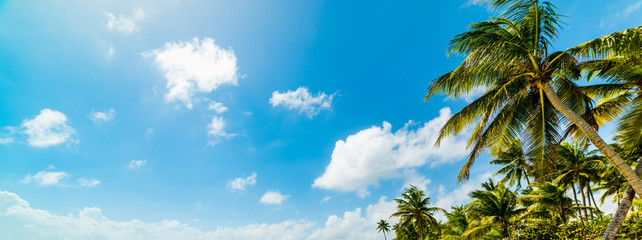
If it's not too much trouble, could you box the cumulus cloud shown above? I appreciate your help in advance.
[22,170,70,186]
[308,196,397,239]
[260,190,289,205]
[269,87,334,118]
[313,107,469,197]
[21,109,76,147]
[128,160,147,170]
[146,38,238,109]
[0,190,397,240]
[105,9,145,34]
[89,108,116,123]
[226,172,257,191]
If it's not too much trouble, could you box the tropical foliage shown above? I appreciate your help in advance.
[411,0,642,238]
[374,1,642,238]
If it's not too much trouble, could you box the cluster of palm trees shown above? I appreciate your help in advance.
[376,139,642,239]
[416,0,641,238]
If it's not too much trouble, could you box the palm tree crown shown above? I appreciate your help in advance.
[376,219,391,240]
[391,185,446,240]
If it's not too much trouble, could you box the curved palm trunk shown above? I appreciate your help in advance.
[602,159,642,240]
[383,232,387,240]
[543,84,642,197]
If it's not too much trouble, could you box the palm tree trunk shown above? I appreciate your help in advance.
[543,83,642,197]
[384,232,387,240]
[580,181,589,218]
[572,184,584,223]
[602,159,642,240]
[589,184,599,214]
[586,184,593,219]
[419,220,424,240]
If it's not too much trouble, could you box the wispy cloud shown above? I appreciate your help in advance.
[127,160,147,170]
[620,1,642,17]
[270,87,335,118]
[105,9,145,34]
[89,108,116,123]
[22,170,70,186]
[22,166,100,187]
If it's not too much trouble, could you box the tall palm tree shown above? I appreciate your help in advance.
[490,141,533,188]
[376,219,391,240]
[569,26,642,240]
[391,185,446,240]
[424,0,642,201]
[463,179,526,239]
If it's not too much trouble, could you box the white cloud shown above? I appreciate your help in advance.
[207,117,235,146]
[108,46,115,57]
[22,170,70,186]
[313,107,469,197]
[21,109,76,147]
[89,108,116,123]
[0,189,399,240]
[226,172,257,191]
[77,178,101,187]
[128,160,147,170]
[621,1,642,17]
[269,87,334,118]
[22,166,100,188]
[401,169,432,193]
[105,9,145,34]
[146,128,154,135]
[260,190,289,205]
[203,98,228,113]
[146,38,238,109]
[0,138,13,144]
[308,196,397,240]
[321,196,332,202]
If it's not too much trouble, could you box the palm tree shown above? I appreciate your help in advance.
[463,179,526,239]
[490,141,533,188]
[391,185,446,240]
[376,219,391,240]
[424,0,642,202]
[520,182,581,225]
[553,141,603,219]
[441,206,470,240]
[568,26,642,239]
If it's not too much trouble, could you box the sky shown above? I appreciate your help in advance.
[0,0,640,239]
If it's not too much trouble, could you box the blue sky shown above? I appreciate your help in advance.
[0,0,640,239]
